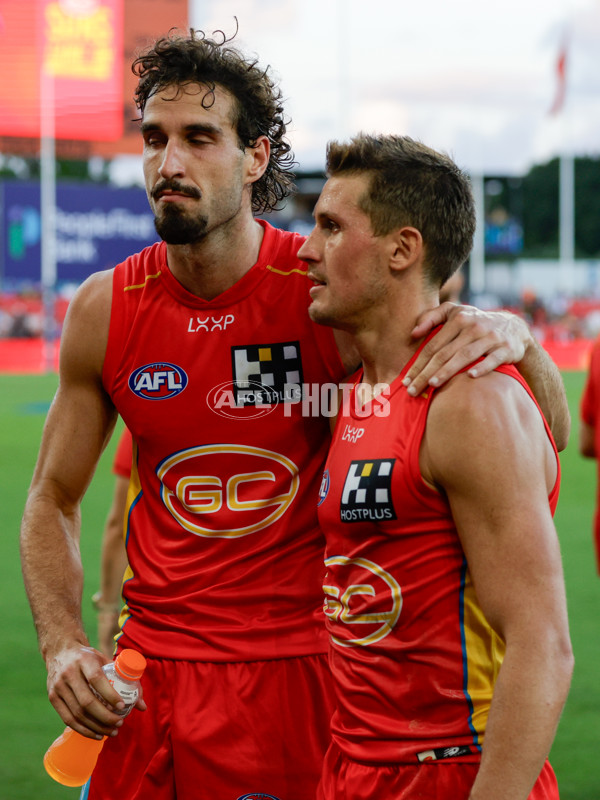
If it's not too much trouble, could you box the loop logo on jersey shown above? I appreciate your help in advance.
[340,459,397,522]
[128,362,188,400]
[156,444,299,537]
[187,313,235,332]
[231,341,303,407]
[323,555,402,647]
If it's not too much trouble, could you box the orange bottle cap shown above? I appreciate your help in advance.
[114,649,147,680]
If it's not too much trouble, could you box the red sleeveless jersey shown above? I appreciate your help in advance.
[317,347,560,764]
[102,221,345,661]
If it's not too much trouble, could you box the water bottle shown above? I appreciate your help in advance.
[43,648,147,787]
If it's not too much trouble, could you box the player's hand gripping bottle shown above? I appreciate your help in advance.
[43,648,146,787]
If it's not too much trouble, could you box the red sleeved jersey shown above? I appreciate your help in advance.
[102,220,346,661]
[317,350,560,764]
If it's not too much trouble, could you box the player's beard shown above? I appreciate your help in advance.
[153,204,208,245]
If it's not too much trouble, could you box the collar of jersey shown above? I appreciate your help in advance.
[345,328,442,420]
[159,220,276,309]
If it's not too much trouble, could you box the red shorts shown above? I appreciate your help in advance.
[317,743,560,800]
[82,653,334,800]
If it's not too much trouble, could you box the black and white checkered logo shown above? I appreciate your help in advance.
[231,341,303,406]
[340,459,396,523]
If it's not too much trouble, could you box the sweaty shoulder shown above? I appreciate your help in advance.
[421,369,556,492]
[60,267,114,378]
[431,368,527,423]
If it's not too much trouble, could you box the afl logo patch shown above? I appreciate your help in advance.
[236,795,281,800]
[207,380,279,419]
[129,363,188,400]
[318,469,330,506]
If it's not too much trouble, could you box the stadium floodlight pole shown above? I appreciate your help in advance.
[556,43,574,291]
[40,53,57,375]
[559,152,575,288]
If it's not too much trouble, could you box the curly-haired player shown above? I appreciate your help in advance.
[133,26,295,216]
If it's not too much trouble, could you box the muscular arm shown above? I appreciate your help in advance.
[421,372,573,800]
[403,304,571,450]
[20,270,135,738]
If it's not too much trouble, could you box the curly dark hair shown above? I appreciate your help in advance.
[132,26,295,215]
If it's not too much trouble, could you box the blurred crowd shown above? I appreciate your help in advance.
[0,291,69,338]
[506,290,600,345]
[1,286,600,344]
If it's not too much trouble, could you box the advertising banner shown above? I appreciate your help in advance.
[1,180,158,285]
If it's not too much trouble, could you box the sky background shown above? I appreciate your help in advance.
[189,0,600,177]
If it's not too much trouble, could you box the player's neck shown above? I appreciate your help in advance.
[355,297,438,388]
[166,214,265,300]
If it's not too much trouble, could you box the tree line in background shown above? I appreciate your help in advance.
[486,156,600,260]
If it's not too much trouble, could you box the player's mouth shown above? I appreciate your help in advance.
[153,181,201,201]
[156,191,198,204]
[308,273,327,298]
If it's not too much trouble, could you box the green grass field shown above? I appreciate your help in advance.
[0,372,598,799]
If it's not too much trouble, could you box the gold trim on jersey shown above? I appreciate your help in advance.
[124,271,163,291]
[461,568,505,745]
[265,264,308,277]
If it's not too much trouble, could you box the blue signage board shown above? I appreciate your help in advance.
[1,180,159,287]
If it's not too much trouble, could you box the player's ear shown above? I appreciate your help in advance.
[245,135,270,185]
[389,226,422,275]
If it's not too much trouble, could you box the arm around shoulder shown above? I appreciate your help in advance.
[403,305,570,449]
[515,331,570,451]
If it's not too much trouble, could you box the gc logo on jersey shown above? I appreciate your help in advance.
[340,459,396,522]
[156,444,299,538]
[231,341,303,407]
[323,555,402,647]
[129,362,188,400]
